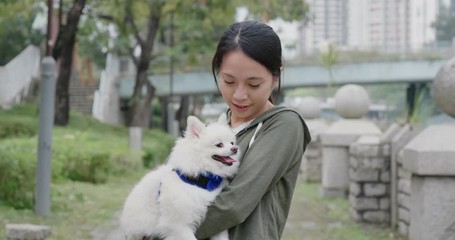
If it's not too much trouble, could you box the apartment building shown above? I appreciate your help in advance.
[301,0,447,54]
[301,0,348,54]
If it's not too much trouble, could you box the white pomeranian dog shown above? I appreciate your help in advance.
[120,114,240,240]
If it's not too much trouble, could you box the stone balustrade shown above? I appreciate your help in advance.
[294,96,328,182]
[320,84,382,198]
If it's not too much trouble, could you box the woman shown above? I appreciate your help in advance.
[195,20,311,240]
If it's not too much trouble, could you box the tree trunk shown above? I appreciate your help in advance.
[54,0,86,126]
[176,95,190,132]
[159,96,169,131]
[128,66,155,128]
[126,1,162,128]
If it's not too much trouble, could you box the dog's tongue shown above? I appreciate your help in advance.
[222,156,237,164]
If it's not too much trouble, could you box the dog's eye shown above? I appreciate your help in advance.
[216,143,223,148]
[231,142,234,145]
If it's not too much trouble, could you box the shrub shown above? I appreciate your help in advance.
[0,103,37,116]
[65,150,111,184]
[109,150,142,175]
[0,117,37,139]
[52,129,149,183]
[142,130,175,168]
[0,139,36,209]
[0,104,175,209]
[0,103,37,139]
[53,131,117,184]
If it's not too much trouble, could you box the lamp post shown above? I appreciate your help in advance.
[35,57,56,217]
[36,0,56,217]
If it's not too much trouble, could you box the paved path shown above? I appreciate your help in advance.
[89,212,124,240]
[90,180,312,240]
[90,179,333,240]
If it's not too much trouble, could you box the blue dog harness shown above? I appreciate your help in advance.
[173,169,223,191]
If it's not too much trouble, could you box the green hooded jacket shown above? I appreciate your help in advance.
[196,105,311,240]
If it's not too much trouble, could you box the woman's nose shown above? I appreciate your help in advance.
[233,86,247,100]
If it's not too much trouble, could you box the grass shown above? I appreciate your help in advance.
[0,103,409,240]
[0,173,409,240]
[282,178,408,240]
[0,103,173,240]
[0,169,148,240]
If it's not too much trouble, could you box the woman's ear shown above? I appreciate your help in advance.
[273,66,283,88]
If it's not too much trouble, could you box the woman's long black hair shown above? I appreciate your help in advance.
[212,21,283,104]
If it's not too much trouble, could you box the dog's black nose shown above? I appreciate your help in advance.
[231,146,238,154]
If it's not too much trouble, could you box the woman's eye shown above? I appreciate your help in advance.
[250,84,260,88]
[216,143,224,148]
[225,81,234,85]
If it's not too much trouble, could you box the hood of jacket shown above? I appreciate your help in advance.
[227,105,312,151]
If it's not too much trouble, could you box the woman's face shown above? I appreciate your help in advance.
[218,50,278,126]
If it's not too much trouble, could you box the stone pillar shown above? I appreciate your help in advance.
[295,97,329,182]
[129,127,143,152]
[320,84,382,198]
[348,124,400,224]
[92,54,123,125]
[402,57,455,240]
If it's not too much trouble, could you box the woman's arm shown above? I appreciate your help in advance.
[195,112,305,239]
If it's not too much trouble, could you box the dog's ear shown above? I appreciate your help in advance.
[217,113,228,125]
[185,116,205,139]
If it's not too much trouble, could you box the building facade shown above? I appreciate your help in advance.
[301,0,448,55]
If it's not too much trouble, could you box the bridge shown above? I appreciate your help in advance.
[119,59,445,97]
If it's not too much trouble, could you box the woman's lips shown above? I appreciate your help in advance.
[232,103,248,111]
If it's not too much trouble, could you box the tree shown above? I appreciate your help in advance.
[77,15,113,68]
[123,0,163,128]
[96,0,309,129]
[156,1,237,130]
[104,0,236,128]
[53,0,87,126]
[0,0,44,65]
[319,43,339,97]
[432,6,455,42]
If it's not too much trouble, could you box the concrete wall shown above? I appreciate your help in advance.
[0,45,40,109]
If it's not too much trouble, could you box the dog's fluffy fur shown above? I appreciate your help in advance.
[120,114,239,240]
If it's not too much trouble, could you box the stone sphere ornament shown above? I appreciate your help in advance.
[298,96,321,119]
[432,57,455,117]
[334,84,370,119]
